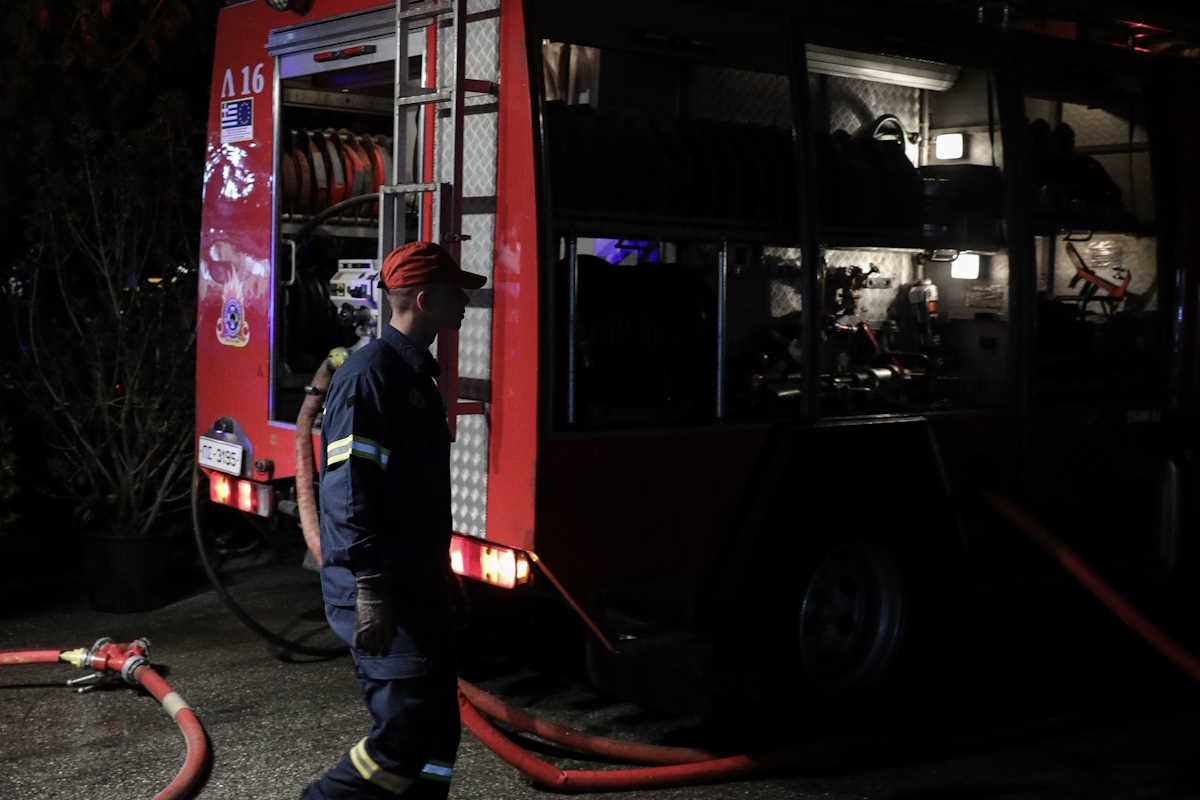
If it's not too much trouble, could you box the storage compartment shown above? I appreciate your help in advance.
[267,33,426,423]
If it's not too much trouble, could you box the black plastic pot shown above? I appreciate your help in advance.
[81,532,175,612]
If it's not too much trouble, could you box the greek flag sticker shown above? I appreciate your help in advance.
[220,98,253,144]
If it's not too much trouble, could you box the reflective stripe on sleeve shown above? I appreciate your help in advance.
[419,759,453,783]
[326,434,354,466]
[349,738,413,794]
[326,435,390,469]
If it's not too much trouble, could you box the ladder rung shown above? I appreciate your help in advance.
[397,89,453,107]
[382,183,438,194]
[463,79,499,97]
[397,2,455,23]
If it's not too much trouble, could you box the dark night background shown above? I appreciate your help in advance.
[0,1,219,611]
[0,2,1198,797]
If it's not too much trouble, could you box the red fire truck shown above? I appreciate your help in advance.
[196,0,1200,697]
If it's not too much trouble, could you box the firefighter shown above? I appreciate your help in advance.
[302,241,485,800]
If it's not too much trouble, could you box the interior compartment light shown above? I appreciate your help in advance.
[449,535,532,590]
[935,133,965,160]
[952,252,981,280]
[806,45,960,91]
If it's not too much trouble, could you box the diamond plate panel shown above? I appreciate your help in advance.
[451,413,488,536]
[458,307,492,380]
[1061,102,1149,147]
[824,248,915,322]
[826,76,920,138]
[688,66,793,128]
[429,8,499,539]
[460,213,495,282]
[769,280,803,318]
[463,111,497,197]
[466,17,499,85]
[763,247,805,318]
[763,246,803,264]
[438,17,457,94]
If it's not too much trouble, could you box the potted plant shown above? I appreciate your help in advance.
[0,2,211,611]
[11,110,200,611]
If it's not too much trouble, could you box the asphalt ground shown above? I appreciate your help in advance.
[1,547,1199,800]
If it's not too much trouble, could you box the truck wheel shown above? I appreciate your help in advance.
[795,539,908,693]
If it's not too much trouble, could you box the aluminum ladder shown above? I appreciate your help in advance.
[380,0,498,438]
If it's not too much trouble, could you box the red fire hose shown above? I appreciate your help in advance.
[457,683,799,792]
[983,492,1200,684]
[458,680,714,765]
[0,649,63,665]
[454,492,1200,793]
[0,637,208,800]
[289,357,1198,792]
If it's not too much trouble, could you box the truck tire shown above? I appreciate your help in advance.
[794,539,908,693]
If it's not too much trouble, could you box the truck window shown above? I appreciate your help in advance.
[810,52,1009,417]
[536,5,800,430]
[1026,88,1163,409]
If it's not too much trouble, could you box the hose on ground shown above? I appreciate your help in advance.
[457,686,799,792]
[455,491,1200,793]
[983,491,1200,684]
[0,649,62,665]
[457,680,714,765]
[270,393,1200,793]
[0,641,209,800]
[135,664,209,800]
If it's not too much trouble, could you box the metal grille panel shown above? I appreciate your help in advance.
[468,0,499,11]
[688,66,793,128]
[451,413,488,535]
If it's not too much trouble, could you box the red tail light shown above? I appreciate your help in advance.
[207,472,272,518]
[449,535,531,590]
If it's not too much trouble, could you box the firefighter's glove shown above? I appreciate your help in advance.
[353,573,395,655]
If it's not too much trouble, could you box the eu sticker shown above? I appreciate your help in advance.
[220,98,253,144]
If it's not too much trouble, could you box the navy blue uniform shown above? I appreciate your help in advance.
[305,325,459,799]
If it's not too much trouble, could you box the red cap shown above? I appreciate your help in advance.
[380,241,486,290]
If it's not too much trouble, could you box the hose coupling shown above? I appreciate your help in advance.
[85,637,114,669]
[121,654,149,685]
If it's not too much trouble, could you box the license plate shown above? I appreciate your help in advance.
[198,436,244,476]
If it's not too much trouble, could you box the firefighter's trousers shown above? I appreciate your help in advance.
[303,605,460,799]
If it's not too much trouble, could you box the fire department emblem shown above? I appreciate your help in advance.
[217,296,250,347]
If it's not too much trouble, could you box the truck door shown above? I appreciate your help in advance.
[267,5,500,540]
